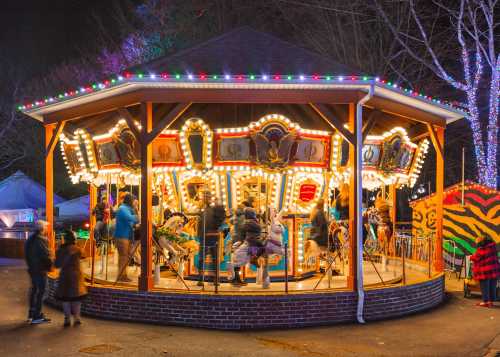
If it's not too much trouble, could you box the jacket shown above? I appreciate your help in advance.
[230,208,246,243]
[244,218,263,247]
[55,243,87,301]
[92,202,109,222]
[114,204,138,240]
[24,232,52,275]
[197,204,226,240]
[311,209,329,247]
[471,241,500,280]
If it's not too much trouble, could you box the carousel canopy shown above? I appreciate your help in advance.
[130,26,355,75]
[21,28,465,125]
[0,171,64,210]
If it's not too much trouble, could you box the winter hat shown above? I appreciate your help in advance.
[64,230,77,244]
[244,207,257,220]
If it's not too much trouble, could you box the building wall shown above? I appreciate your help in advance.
[46,275,444,330]
[411,183,500,267]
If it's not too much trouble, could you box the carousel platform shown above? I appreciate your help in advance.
[82,254,406,292]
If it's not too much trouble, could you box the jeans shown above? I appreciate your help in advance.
[29,274,47,319]
[62,301,81,319]
[479,279,498,302]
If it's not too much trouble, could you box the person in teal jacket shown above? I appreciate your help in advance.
[114,194,138,282]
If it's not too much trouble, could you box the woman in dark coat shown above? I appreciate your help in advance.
[471,236,500,307]
[55,230,87,326]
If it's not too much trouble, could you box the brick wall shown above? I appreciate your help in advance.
[46,275,444,330]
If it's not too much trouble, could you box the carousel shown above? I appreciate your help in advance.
[20,28,465,328]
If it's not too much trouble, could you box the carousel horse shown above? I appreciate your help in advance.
[156,213,199,279]
[374,195,393,256]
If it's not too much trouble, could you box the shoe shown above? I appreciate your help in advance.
[63,318,71,327]
[476,302,489,307]
[73,319,82,326]
[487,301,495,308]
[196,281,204,287]
[31,315,51,324]
[118,277,133,283]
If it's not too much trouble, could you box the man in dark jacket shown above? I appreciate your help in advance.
[197,192,226,284]
[25,220,53,324]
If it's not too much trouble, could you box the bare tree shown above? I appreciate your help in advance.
[374,0,499,188]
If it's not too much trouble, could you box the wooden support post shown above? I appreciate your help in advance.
[348,103,358,290]
[89,184,97,285]
[139,102,153,291]
[390,184,397,256]
[45,124,56,253]
[433,126,445,272]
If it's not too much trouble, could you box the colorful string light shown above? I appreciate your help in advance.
[18,73,463,112]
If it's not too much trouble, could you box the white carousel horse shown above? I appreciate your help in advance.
[156,215,199,280]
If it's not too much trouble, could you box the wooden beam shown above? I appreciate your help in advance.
[362,110,380,142]
[147,103,191,144]
[89,184,97,285]
[45,125,55,253]
[426,123,444,159]
[434,126,445,273]
[45,121,65,158]
[309,103,355,145]
[365,96,447,127]
[117,107,142,144]
[43,89,364,123]
[139,102,153,291]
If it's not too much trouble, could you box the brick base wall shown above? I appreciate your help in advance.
[46,275,444,329]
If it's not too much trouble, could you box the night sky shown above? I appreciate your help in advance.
[0,0,128,79]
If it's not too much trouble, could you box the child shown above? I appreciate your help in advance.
[55,230,88,326]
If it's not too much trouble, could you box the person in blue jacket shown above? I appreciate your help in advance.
[114,193,138,282]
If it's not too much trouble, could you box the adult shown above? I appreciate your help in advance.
[310,199,329,248]
[92,195,110,243]
[25,220,52,324]
[55,230,88,326]
[197,192,226,285]
[471,236,500,307]
[227,205,247,285]
[114,194,139,282]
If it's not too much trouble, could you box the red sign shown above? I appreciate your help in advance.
[299,184,317,202]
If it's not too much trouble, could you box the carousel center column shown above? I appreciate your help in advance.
[139,103,154,291]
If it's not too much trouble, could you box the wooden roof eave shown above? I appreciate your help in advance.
[22,82,465,127]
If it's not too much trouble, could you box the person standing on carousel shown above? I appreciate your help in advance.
[92,194,110,243]
[196,190,226,286]
[114,194,139,282]
[227,204,247,285]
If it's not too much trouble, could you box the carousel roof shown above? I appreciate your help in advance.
[130,27,355,76]
[21,28,465,125]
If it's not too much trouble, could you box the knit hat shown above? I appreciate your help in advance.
[64,230,77,244]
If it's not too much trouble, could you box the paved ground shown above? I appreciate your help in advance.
[0,259,498,357]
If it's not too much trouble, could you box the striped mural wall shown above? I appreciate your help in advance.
[411,183,499,270]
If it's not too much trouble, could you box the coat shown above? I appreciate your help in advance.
[24,232,52,276]
[55,243,87,301]
[471,241,500,280]
[310,209,329,247]
[114,204,138,240]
